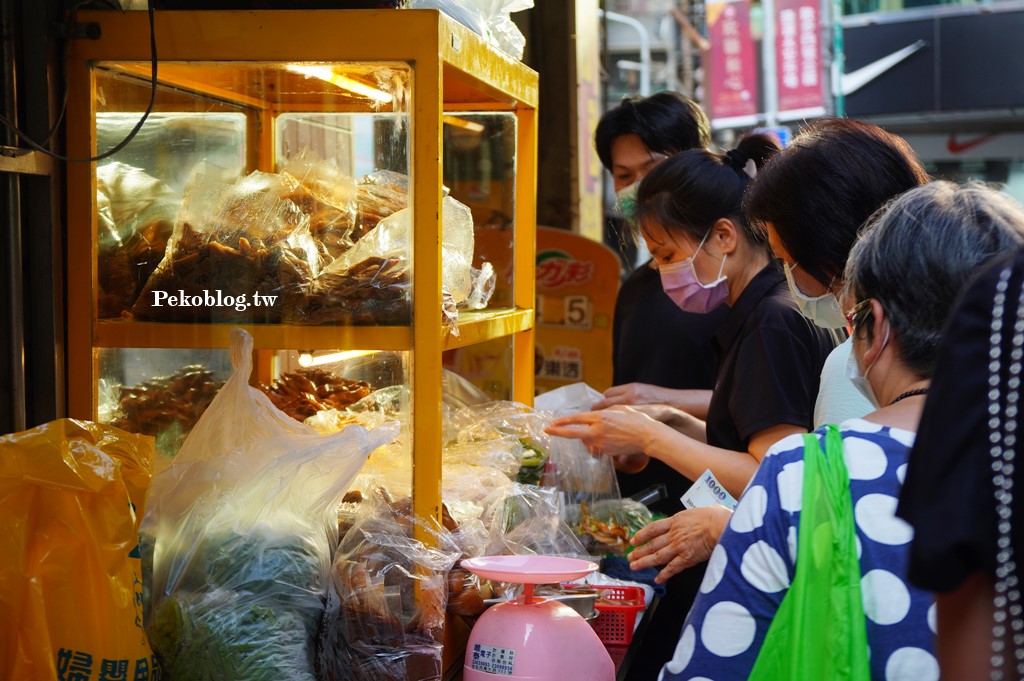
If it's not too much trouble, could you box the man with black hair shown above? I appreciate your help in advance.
[592,92,724,679]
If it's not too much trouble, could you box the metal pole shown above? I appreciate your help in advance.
[599,10,651,96]
[832,0,846,116]
[1,0,26,432]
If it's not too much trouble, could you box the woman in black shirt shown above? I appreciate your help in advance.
[546,136,837,579]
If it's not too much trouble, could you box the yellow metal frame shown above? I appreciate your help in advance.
[65,10,538,537]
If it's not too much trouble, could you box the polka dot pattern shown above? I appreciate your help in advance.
[776,460,804,513]
[664,625,696,675]
[701,544,728,594]
[659,422,936,681]
[700,601,757,657]
[884,647,939,681]
[844,436,888,480]
[731,485,768,533]
[740,541,790,593]
[855,494,914,545]
[862,569,911,625]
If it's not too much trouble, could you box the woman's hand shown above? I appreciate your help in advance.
[628,505,733,584]
[544,405,657,458]
[592,383,670,410]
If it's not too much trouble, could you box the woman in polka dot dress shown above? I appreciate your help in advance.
[660,182,1024,681]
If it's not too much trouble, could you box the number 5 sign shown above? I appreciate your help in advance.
[534,227,620,394]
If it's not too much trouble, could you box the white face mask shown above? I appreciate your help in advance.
[783,263,847,329]
[846,321,890,409]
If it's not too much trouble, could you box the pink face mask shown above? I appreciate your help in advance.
[658,231,729,314]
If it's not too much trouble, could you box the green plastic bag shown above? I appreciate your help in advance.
[747,425,871,681]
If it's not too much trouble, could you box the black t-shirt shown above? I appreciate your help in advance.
[705,261,837,452]
[612,260,727,515]
[899,249,1024,593]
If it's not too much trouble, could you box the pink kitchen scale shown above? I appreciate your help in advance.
[460,555,615,681]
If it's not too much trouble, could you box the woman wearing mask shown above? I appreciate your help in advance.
[546,135,836,543]
[658,181,1024,681]
[743,118,929,424]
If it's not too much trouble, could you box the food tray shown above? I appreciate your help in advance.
[591,585,646,646]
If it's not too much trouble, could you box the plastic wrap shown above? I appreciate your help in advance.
[281,149,359,259]
[459,261,497,311]
[132,171,322,323]
[143,329,399,681]
[410,0,534,60]
[480,483,588,558]
[96,162,180,318]
[318,488,461,681]
[107,364,225,457]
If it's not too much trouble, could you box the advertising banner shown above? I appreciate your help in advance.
[534,227,619,394]
[776,0,825,113]
[707,0,759,121]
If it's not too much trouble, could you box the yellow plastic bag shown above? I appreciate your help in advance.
[0,419,157,681]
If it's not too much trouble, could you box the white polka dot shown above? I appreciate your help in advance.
[861,569,911,625]
[928,602,937,634]
[843,437,888,480]
[884,647,939,681]
[765,434,804,457]
[777,460,804,513]
[740,541,791,593]
[700,601,757,657]
[855,494,914,545]
[731,485,768,533]
[701,544,728,594]
[787,526,798,564]
[888,428,916,448]
[856,534,863,559]
[664,625,696,674]
[897,464,908,485]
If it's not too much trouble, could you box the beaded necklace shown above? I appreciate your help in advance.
[987,266,1024,680]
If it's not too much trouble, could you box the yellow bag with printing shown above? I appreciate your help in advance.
[0,419,157,681]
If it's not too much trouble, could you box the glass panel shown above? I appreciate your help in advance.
[98,348,232,457]
[444,112,518,312]
[93,61,411,326]
[443,335,516,401]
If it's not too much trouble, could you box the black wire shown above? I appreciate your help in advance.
[0,2,157,163]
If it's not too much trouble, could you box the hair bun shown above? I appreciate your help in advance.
[725,148,750,170]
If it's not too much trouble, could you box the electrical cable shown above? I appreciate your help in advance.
[0,1,157,163]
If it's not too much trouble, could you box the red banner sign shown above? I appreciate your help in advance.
[707,0,759,120]
[776,0,824,112]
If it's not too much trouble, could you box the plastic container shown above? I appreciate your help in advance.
[591,585,646,646]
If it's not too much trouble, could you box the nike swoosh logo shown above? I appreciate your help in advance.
[947,133,998,154]
[839,40,928,96]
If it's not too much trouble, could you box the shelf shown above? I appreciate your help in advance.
[443,308,534,350]
[93,308,532,351]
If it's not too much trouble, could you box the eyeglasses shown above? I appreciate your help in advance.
[845,299,873,329]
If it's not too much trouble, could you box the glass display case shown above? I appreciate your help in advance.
[65,9,538,535]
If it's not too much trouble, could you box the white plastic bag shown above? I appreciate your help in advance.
[411,0,534,60]
[143,328,398,681]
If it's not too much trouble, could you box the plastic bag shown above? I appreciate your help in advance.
[132,170,323,323]
[480,483,588,558]
[319,488,461,681]
[410,0,534,60]
[96,162,180,318]
[143,329,399,681]
[748,426,871,681]
[0,419,157,681]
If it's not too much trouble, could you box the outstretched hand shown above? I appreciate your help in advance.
[628,505,733,584]
[544,405,656,458]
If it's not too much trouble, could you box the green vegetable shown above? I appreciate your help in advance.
[148,530,324,681]
[515,439,547,485]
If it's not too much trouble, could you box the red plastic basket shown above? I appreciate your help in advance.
[591,585,646,646]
